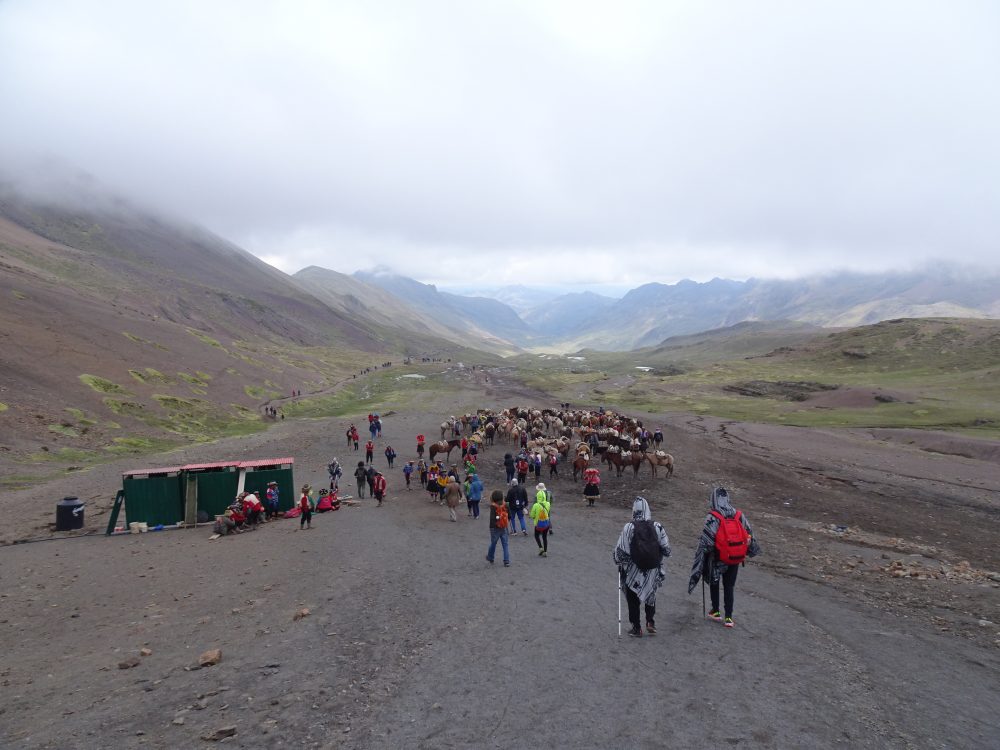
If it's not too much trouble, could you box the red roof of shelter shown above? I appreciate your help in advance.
[122,466,184,478]
[181,460,240,471]
[123,458,293,476]
[239,457,294,469]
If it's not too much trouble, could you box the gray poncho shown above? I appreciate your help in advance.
[687,488,761,594]
[612,497,671,605]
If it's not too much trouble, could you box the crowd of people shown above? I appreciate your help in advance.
[215,406,762,634]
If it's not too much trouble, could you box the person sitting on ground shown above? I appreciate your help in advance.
[613,496,671,637]
[213,509,238,536]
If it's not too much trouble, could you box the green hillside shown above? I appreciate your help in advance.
[515,318,1000,436]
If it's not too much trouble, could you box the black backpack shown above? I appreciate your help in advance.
[630,520,663,571]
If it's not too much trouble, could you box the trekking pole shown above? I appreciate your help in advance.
[617,570,622,637]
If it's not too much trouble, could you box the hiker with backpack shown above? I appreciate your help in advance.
[530,483,552,556]
[687,487,760,629]
[515,455,529,485]
[384,445,397,468]
[612,496,671,637]
[486,490,511,567]
[505,479,528,535]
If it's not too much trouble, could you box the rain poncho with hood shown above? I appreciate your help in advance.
[687,488,761,593]
[612,497,671,606]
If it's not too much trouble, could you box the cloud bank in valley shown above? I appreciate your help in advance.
[1,0,998,288]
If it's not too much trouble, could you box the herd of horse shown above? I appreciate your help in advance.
[426,407,674,480]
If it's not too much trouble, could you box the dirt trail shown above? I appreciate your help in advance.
[1,366,998,748]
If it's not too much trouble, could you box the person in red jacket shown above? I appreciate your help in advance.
[365,440,375,465]
[416,434,426,459]
[298,485,314,530]
[372,471,387,507]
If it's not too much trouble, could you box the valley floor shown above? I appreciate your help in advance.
[0,366,998,748]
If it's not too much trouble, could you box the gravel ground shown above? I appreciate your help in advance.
[1,366,998,749]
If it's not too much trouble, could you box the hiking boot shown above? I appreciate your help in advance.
[645,622,656,635]
[627,625,642,638]
[708,610,723,622]
[522,530,528,536]
[541,550,548,557]
[538,548,545,556]
[486,556,494,564]
[503,561,510,567]
[724,617,735,628]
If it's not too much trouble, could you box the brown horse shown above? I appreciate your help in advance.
[646,451,675,478]
[603,447,641,478]
[429,439,462,462]
[572,453,589,482]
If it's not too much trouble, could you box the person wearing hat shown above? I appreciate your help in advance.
[265,481,280,519]
[299,485,314,529]
[530,482,552,556]
[372,470,387,507]
[213,509,238,536]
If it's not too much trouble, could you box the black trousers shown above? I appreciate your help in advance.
[710,564,740,618]
[624,586,655,628]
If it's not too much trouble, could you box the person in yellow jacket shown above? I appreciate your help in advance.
[530,483,552,557]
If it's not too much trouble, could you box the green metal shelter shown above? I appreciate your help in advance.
[112,457,295,532]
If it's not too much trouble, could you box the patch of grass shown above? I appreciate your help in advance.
[103,398,146,417]
[0,473,54,490]
[48,423,81,437]
[195,371,212,381]
[103,436,180,455]
[153,395,200,411]
[186,327,224,349]
[0,402,7,412]
[177,372,209,386]
[11,290,27,300]
[104,420,121,429]
[225,367,240,376]
[80,374,130,395]
[245,385,268,399]
[122,332,169,351]
[29,447,97,463]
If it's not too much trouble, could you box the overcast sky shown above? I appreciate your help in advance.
[1,0,998,290]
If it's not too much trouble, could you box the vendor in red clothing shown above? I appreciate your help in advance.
[365,440,375,465]
[298,485,313,529]
[416,434,426,458]
[460,436,469,458]
[372,471,387,507]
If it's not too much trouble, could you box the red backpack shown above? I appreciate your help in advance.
[710,510,749,565]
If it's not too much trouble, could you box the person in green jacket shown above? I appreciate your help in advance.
[530,483,552,557]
